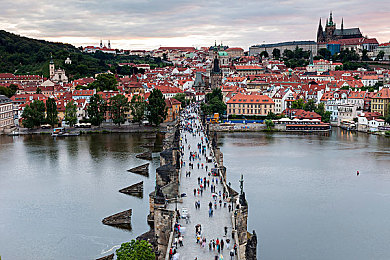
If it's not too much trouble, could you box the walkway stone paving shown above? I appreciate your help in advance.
[168,112,236,260]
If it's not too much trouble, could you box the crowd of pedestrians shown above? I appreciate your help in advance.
[168,104,238,260]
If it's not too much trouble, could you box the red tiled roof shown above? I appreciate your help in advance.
[227,93,274,104]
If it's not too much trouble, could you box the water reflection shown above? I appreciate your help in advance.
[219,129,390,260]
[0,133,162,260]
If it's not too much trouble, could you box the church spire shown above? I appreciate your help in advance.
[317,18,325,43]
[328,11,335,26]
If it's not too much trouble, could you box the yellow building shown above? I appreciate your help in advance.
[165,98,181,122]
[227,93,275,116]
[371,87,390,116]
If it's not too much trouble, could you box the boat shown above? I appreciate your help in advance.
[52,127,64,137]
[8,131,20,136]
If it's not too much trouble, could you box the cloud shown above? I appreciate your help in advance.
[0,0,389,50]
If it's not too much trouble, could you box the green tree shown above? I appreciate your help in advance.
[130,95,146,125]
[318,48,332,60]
[265,119,275,130]
[0,85,17,98]
[315,102,325,115]
[272,48,281,59]
[291,99,305,109]
[147,89,167,126]
[376,50,385,61]
[21,100,46,128]
[303,99,316,112]
[202,88,226,116]
[87,94,106,126]
[45,97,58,127]
[89,73,118,91]
[266,111,282,120]
[36,87,42,94]
[283,49,294,59]
[65,100,77,127]
[174,93,187,108]
[116,239,155,260]
[205,88,223,103]
[110,94,130,126]
[362,49,370,61]
[260,50,269,58]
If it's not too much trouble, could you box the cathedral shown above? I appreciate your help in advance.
[317,12,363,43]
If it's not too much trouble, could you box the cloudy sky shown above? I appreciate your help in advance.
[1,0,389,50]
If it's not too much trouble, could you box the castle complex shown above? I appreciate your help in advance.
[317,12,363,43]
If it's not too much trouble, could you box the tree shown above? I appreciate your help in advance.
[318,48,332,60]
[174,93,187,108]
[147,89,167,126]
[205,88,223,103]
[362,49,370,61]
[89,73,118,91]
[376,50,385,61]
[87,94,106,126]
[202,88,226,116]
[303,99,316,112]
[130,95,146,125]
[65,100,77,127]
[265,119,275,130]
[260,50,269,58]
[110,94,130,126]
[272,48,281,59]
[36,87,42,94]
[46,97,58,127]
[283,49,294,59]
[385,113,390,125]
[0,84,17,98]
[291,99,305,109]
[21,100,46,129]
[116,239,155,260]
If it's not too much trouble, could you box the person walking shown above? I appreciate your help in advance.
[230,249,234,260]
[179,235,183,247]
[221,239,224,251]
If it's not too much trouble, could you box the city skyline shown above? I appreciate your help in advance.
[1,0,389,50]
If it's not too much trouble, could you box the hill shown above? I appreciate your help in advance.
[0,30,166,80]
[0,30,111,79]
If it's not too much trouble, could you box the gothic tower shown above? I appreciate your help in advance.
[108,40,111,49]
[316,18,325,43]
[100,40,103,48]
[49,54,55,79]
[210,51,222,90]
[325,12,336,41]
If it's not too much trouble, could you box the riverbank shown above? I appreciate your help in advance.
[6,122,176,135]
[210,123,390,136]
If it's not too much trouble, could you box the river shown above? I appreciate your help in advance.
[0,133,162,260]
[219,129,390,260]
[1,130,390,259]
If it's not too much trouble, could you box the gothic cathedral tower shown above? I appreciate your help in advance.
[316,18,325,43]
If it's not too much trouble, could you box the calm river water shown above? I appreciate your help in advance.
[219,129,390,260]
[0,133,161,260]
[1,130,390,260]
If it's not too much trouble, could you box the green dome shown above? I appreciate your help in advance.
[218,51,228,56]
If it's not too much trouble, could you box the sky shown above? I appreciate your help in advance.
[1,0,389,50]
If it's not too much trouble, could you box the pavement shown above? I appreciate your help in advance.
[168,110,237,260]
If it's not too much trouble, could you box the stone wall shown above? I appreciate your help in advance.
[154,208,175,259]
[141,121,181,259]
